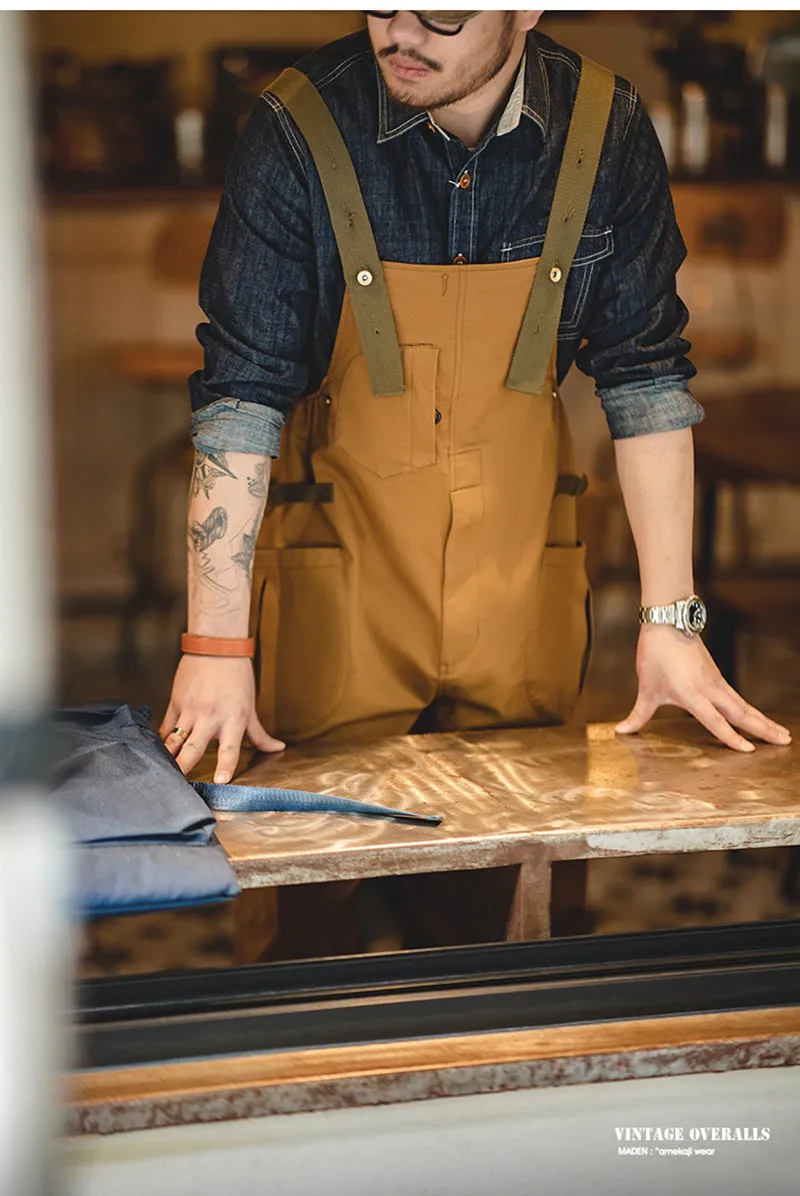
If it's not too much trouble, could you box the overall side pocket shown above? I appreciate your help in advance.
[254,545,351,740]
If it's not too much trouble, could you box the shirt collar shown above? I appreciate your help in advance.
[375,33,548,145]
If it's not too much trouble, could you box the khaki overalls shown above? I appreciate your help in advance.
[239,57,615,958]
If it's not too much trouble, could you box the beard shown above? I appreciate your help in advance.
[378,14,518,111]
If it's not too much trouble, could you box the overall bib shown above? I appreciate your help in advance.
[250,56,615,748]
[235,57,615,961]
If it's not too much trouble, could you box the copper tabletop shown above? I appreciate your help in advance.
[208,717,800,888]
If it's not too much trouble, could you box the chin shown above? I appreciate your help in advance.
[377,63,436,109]
[389,90,430,110]
[382,78,431,110]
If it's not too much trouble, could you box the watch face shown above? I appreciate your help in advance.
[686,597,707,633]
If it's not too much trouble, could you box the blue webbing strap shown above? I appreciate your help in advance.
[192,781,443,826]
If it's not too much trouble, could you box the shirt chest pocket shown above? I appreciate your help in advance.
[500,226,614,337]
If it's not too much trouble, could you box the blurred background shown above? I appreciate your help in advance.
[24,10,800,972]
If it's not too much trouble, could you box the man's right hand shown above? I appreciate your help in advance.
[159,654,285,783]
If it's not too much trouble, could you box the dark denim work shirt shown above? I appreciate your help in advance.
[189,28,702,460]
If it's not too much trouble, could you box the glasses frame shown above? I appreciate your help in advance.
[365,11,469,36]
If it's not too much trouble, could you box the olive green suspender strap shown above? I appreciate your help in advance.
[268,56,615,401]
[269,67,405,397]
[506,58,616,394]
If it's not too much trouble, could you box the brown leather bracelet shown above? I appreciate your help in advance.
[181,633,255,658]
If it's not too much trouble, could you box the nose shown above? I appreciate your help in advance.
[386,12,428,47]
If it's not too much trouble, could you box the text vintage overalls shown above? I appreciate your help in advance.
[250,57,615,750]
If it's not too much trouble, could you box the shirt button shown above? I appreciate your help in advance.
[452,253,468,265]
[434,408,442,424]
[458,172,471,189]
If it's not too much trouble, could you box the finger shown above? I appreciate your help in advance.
[213,727,246,785]
[158,703,178,741]
[211,741,243,789]
[245,714,286,755]
[163,724,192,759]
[175,722,216,776]
[686,694,754,753]
[615,692,659,735]
[715,682,792,745]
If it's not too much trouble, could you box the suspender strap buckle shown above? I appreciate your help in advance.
[269,482,334,506]
[555,472,588,498]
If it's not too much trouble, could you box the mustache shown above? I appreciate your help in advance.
[378,44,443,72]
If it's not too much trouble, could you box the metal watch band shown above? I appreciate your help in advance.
[639,595,706,637]
[638,603,677,626]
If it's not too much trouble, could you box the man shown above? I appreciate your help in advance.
[161,11,790,788]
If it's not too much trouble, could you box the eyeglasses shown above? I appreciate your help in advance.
[365,11,479,36]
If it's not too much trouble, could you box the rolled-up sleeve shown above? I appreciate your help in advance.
[576,92,703,440]
[188,93,317,458]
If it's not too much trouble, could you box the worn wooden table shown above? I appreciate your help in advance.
[212,716,800,942]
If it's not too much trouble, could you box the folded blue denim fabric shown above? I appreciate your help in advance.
[54,702,236,916]
[54,702,442,918]
[54,703,217,846]
[75,842,240,917]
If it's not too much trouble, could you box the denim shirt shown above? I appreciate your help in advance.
[190,28,702,460]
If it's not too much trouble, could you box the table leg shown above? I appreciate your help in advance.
[505,860,552,941]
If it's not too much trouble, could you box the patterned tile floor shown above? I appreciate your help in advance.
[67,584,800,978]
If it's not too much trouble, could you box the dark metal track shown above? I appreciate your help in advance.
[75,918,800,1071]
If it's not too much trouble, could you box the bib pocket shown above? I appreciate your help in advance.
[525,543,592,723]
[253,545,350,740]
[332,343,439,478]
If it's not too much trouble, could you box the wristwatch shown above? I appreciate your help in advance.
[638,594,707,637]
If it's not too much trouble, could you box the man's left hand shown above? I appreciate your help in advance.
[615,624,792,751]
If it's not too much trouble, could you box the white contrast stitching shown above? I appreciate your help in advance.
[260,92,306,173]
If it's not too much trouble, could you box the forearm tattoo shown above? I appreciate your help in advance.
[246,461,268,501]
[231,515,260,580]
[188,443,268,618]
[188,504,234,612]
[191,450,237,498]
[189,506,227,553]
[191,544,239,608]
[188,463,265,612]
